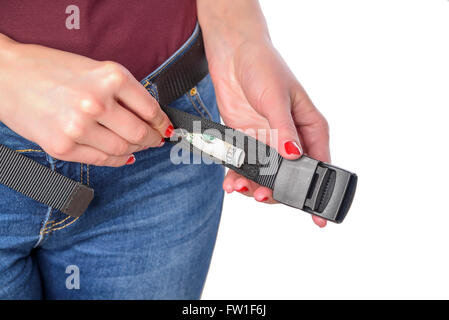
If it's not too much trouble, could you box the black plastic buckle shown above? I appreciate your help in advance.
[272,156,357,223]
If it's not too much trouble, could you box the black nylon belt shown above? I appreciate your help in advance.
[149,30,357,223]
[0,144,93,217]
[0,28,357,223]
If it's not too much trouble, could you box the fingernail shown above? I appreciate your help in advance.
[284,141,302,156]
[165,125,174,138]
[237,186,248,192]
[259,197,268,202]
[126,155,136,165]
[158,137,165,147]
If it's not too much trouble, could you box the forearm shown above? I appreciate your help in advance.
[0,33,18,62]
[197,0,271,57]
[0,33,18,122]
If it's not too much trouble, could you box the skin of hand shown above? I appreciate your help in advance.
[0,34,174,167]
[198,0,331,227]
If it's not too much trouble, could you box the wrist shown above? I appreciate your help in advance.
[0,33,17,56]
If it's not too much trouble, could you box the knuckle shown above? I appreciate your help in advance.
[63,117,86,140]
[112,142,129,156]
[92,153,109,166]
[50,138,75,157]
[130,125,148,144]
[144,105,158,120]
[100,61,129,87]
[78,95,104,116]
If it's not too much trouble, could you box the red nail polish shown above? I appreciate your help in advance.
[284,141,302,156]
[159,137,165,146]
[126,155,135,165]
[237,187,248,192]
[165,125,174,138]
[260,197,268,202]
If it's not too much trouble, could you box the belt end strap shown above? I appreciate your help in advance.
[0,144,94,217]
[61,183,94,218]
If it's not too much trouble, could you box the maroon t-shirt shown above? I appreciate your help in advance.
[0,0,197,80]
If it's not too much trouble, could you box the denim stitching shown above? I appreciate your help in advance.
[187,87,213,120]
[34,207,53,247]
[41,217,78,235]
[41,213,54,231]
[148,83,159,101]
[46,163,85,233]
[15,149,43,153]
[194,93,213,120]
[42,215,70,231]
[187,93,206,118]
[33,156,56,247]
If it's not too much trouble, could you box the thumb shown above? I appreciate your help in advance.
[256,92,303,160]
[266,106,303,160]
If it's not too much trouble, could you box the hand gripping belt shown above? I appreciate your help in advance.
[0,29,357,223]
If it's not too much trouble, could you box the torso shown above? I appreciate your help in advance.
[0,0,197,80]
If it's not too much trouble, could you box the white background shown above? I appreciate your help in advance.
[203,0,449,299]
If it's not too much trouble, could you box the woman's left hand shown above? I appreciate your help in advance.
[206,39,331,228]
[199,0,330,227]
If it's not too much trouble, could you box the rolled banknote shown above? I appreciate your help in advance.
[175,129,245,168]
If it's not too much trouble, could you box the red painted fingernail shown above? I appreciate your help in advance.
[126,155,135,165]
[165,125,174,138]
[284,141,302,156]
[159,137,165,147]
[260,197,268,202]
[237,186,248,192]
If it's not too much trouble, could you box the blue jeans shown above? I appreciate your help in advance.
[0,28,224,299]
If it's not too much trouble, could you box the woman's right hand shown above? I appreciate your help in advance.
[0,34,173,167]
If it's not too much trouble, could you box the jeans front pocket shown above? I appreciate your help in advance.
[169,74,220,123]
[0,122,43,153]
[187,86,213,120]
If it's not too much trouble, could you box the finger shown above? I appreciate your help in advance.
[224,170,254,194]
[234,177,267,198]
[224,170,255,196]
[246,85,304,160]
[117,76,173,138]
[253,186,276,204]
[51,144,135,167]
[234,176,252,195]
[291,89,331,163]
[312,215,328,228]
[99,101,164,147]
[75,122,140,156]
[223,170,239,193]
[298,114,331,163]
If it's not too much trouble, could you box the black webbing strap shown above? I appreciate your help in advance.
[145,29,283,189]
[0,27,356,222]
[0,144,93,217]
[162,106,283,189]
[149,28,357,223]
